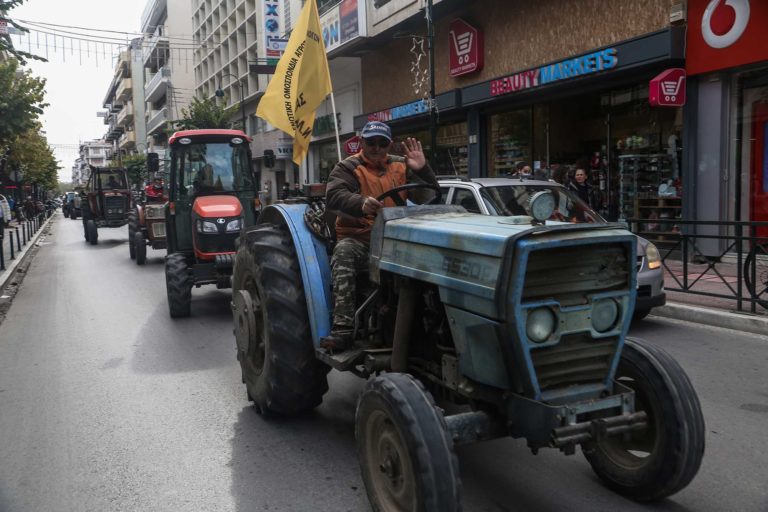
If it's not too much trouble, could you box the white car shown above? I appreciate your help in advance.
[437,177,666,320]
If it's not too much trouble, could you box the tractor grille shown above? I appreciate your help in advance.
[530,334,616,390]
[197,232,238,254]
[151,222,166,238]
[104,196,127,221]
[522,243,629,307]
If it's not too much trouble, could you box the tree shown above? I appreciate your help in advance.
[1,1,47,64]
[171,96,238,130]
[0,59,48,147]
[8,124,58,190]
[122,153,147,188]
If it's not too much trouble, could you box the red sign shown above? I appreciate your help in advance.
[449,19,484,77]
[649,68,687,107]
[687,0,768,75]
[344,135,361,155]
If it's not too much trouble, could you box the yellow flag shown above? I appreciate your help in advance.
[256,0,332,165]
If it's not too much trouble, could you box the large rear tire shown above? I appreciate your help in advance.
[231,223,328,415]
[165,253,192,318]
[583,337,705,502]
[86,219,98,245]
[356,373,462,512]
[134,230,147,265]
[128,209,139,259]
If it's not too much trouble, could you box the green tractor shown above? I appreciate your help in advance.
[160,129,260,317]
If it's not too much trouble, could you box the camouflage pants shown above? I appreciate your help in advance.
[331,238,370,328]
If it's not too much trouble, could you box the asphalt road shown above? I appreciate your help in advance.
[0,214,766,512]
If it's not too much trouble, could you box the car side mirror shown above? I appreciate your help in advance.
[147,152,160,174]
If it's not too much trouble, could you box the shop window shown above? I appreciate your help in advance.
[488,108,532,177]
[393,122,468,176]
[317,141,340,182]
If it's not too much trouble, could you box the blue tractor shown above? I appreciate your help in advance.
[230,184,704,510]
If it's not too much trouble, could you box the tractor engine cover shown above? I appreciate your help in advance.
[191,195,243,261]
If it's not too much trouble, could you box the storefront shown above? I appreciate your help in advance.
[461,27,686,223]
[684,0,768,250]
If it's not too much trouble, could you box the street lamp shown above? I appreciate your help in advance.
[215,73,247,134]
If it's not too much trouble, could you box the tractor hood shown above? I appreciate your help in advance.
[192,195,242,218]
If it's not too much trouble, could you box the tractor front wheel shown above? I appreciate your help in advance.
[231,223,328,415]
[128,209,139,259]
[583,337,705,502]
[165,253,192,318]
[134,231,147,265]
[86,220,98,245]
[356,373,461,512]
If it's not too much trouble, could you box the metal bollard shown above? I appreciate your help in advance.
[0,231,5,270]
[10,229,15,259]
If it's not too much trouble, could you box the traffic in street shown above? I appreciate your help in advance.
[0,215,766,511]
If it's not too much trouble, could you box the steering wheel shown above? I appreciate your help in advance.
[375,183,442,207]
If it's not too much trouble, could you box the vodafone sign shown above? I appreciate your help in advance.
[687,0,768,75]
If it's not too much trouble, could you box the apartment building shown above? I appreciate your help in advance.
[102,38,146,160]
[72,140,112,185]
[142,0,195,157]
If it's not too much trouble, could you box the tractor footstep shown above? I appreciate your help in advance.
[315,347,365,371]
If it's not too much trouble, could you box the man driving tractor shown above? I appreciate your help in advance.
[145,176,166,201]
[322,121,438,350]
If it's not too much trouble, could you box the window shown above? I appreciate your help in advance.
[450,188,480,213]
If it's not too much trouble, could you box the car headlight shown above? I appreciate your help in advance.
[526,307,556,343]
[196,220,218,233]
[645,242,661,269]
[591,299,620,332]
[226,218,242,232]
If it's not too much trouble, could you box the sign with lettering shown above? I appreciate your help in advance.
[490,48,618,97]
[649,68,686,107]
[262,0,285,63]
[320,0,365,53]
[449,19,483,77]
[367,99,428,123]
[313,112,341,136]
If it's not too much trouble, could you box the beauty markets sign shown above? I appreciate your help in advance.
[367,99,429,123]
[489,48,618,97]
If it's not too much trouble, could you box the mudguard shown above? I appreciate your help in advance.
[258,204,332,346]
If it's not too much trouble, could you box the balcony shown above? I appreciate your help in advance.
[146,107,168,135]
[116,102,134,127]
[145,67,171,103]
[141,0,167,33]
[114,50,130,80]
[105,115,124,141]
[116,78,133,102]
[144,28,169,68]
[119,131,136,150]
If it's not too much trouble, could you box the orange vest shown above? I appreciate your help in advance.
[335,153,407,241]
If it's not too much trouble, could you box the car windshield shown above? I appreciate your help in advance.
[174,142,253,194]
[480,184,605,223]
[98,172,127,189]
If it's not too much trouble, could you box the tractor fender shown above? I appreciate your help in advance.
[258,204,332,346]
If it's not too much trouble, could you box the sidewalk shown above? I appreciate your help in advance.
[650,258,768,336]
[0,214,54,293]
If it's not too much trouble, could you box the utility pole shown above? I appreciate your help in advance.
[426,0,437,165]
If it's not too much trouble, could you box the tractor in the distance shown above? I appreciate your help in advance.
[128,155,167,265]
[230,184,704,510]
[80,166,131,245]
[161,129,260,317]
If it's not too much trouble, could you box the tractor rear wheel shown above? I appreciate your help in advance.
[86,219,98,245]
[231,223,328,415]
[70,209,77,220]
[356,373,461,512]
[583,337,705,501]
[165,253,192,318]
[128,209,139,259]
[134,231,147,265]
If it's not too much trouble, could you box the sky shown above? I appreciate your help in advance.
[9,0,149,182]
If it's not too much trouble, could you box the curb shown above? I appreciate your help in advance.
[651,302,768,336]
[0,214,55,292]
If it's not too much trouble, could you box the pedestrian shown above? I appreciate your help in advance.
[0,194,10,227]
[292,182,303,197]
[281,182,291,200]
[568,167,595,207]
[322,121,438,350]
[0,198,5,239]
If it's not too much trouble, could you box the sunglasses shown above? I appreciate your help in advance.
[364,137,390,149]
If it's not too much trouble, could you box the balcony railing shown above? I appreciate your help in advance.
[144,28,169,67]
[116,102,134,127]
[116,78,133,102]
[147,107,168,135]
[119,131,137,149]
[145,67,171,103]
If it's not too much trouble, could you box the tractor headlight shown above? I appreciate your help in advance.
[226,218,242,232]
[591,299,620,332]
[528,191,555,222]
[645,242,661,270]
[526,307,556,343]
[196,220,218,233]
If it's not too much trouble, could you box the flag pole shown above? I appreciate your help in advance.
[329,92,342,161]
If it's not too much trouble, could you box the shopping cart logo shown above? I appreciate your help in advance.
[448,19,484,77]
[649,68,687,107]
